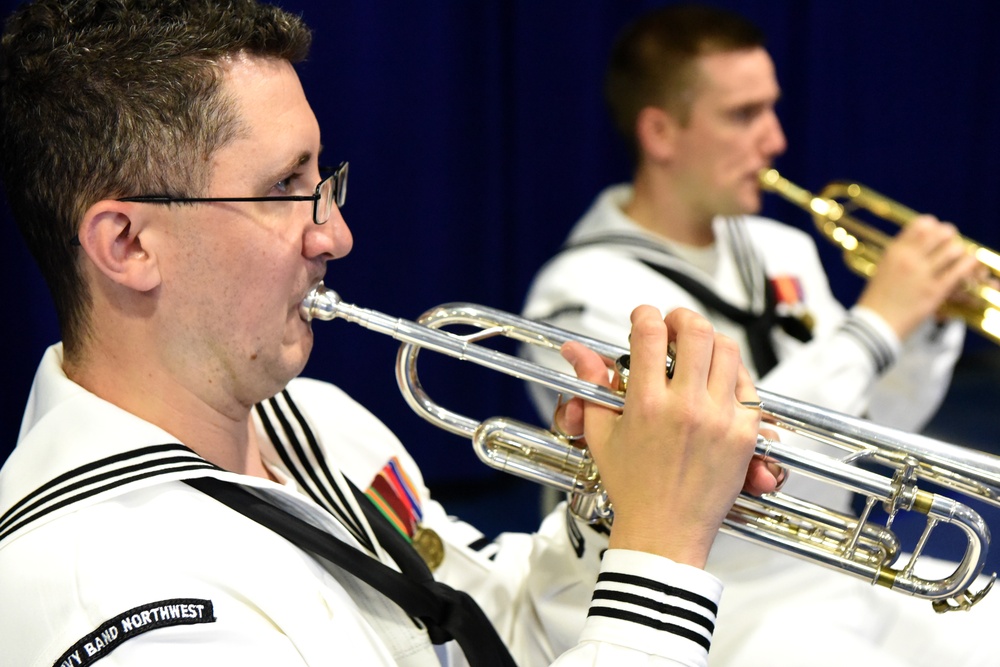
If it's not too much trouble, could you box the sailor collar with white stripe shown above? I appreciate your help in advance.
[0,344,380,562]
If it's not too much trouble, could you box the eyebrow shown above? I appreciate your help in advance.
[286,150,312,172]
[258,148,318,187]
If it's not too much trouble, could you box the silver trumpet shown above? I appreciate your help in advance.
[301,284,1000,612]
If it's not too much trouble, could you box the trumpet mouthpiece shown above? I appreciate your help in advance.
[300,283,341,322]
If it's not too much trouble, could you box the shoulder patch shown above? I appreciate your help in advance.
[53,598,215,666]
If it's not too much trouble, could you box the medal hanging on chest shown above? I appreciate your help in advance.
[366,457,446,570]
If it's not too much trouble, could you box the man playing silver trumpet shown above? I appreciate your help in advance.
[522,4,999,666]
[0,1,783,665]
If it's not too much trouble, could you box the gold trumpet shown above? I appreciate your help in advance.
[301,284,1000,613]
[758,168,1000,345]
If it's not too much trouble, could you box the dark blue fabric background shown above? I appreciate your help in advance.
[3,1,1000,561]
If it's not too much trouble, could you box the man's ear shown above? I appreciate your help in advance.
[77,201,161,292]
[635,105,681,163]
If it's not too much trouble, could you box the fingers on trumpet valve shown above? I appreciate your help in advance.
[613,343,675,394]
[550,394,586,442]
[585,320,788,494]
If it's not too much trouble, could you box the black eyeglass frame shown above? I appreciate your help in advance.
[116,161,348,225]
[70,162,348,246]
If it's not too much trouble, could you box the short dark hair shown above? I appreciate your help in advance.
[605,4,766,156]
[0,0,312,354]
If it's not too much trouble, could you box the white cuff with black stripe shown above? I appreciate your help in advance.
[580,549,721,662]
[842,306,901,375]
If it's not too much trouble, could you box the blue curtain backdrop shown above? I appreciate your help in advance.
[4,1,1000,549]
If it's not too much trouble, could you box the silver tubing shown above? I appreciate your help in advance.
[302,284,998,610]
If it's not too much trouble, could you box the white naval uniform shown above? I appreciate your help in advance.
[521,185,1000,667]
[0,344,722,667]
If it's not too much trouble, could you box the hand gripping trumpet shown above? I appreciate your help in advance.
[758,168,1000,345]
[301,284,1000,612]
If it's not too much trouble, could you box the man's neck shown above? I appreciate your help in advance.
[624,170,717,247]
[65,344,271,480]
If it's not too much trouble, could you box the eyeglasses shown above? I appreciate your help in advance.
[116,161,348,225]
[69,162,348,246]
[70,162,348,246]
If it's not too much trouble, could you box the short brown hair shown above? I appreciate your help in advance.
[605,4,765,157]
[0,0,312,354]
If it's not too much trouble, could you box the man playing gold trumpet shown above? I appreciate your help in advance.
[0,1,785,665]
[522,4,997,666]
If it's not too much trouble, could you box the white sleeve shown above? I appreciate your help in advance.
[422,494,721,667]
[867,317,964,431]
[761,302,963,432]
[551,550,721,667]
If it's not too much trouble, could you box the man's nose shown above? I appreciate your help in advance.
[304,204,353,261]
